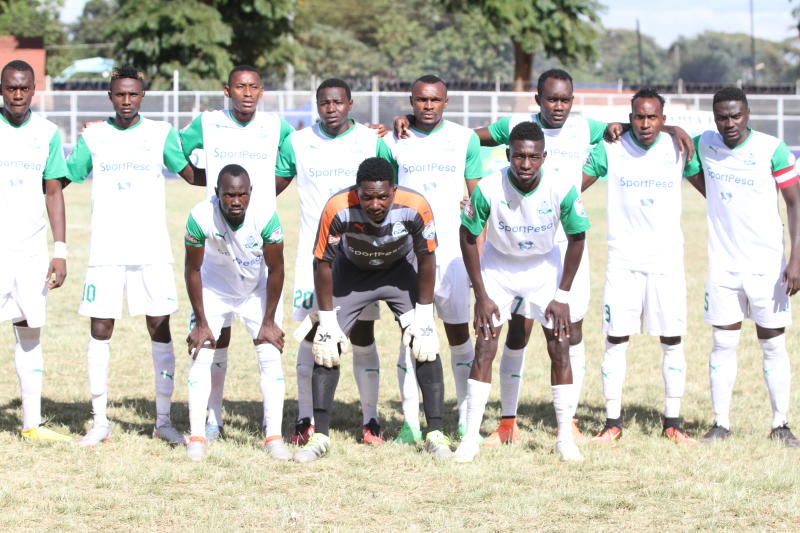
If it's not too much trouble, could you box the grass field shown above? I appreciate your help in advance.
[1,178,799,532]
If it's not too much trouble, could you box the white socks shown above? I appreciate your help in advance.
[601,340,628,419]
[761,334,791,429]
[397,343,420,429]
[256,343,285,438]
[661,342,686,419]
[152,341,175,428]
[569,340,586,418]
[709,328,740,429]
[87,336,111,426]
[187,347,214,437]
[14,326,43,431]
[449,340,474,427]
[499,346,525,417]
[352,343,381,424]
[295,340,314,423]
[206,346,228,428]
[464,378,491,442]
[552,384,575,444]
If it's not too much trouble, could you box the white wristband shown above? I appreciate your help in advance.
[317,309,339,330]
[414,302,434,321]
[554,289,569,304]
[53,241,67,260]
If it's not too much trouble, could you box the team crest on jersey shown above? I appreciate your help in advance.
[537,200,553,215]
[707,145,719,155]
[720,191,733,204]
[518,240,535,250]
[463,201,475,219]
[392,222,409,237]
[741,153,756,166]
[369,259,384,266]
[244,234,260,248]
[573,198,587,217]
[328,234,341,244]
[422,221,436,240]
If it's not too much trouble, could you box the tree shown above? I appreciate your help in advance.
[71,0,116,58]
[0,0,71,74]
[441,0,603,91]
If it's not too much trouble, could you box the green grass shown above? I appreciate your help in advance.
[1,180,799,532]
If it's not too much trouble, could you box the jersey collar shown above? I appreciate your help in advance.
[226,109,256,128]
[410,120,446,136]
[506,167,542,197]
[728,127,754,150]
[106,116,143,130]
[0,109,32,128]
[319,118,356,139]
[629,130,662,150]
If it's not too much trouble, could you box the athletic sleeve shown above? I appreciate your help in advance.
[163,127,189,173]
[771,141,799,189]
[314,200,345,262]
[179,115,204,158]
[184,212,206,247]
[583,142,608,178]
[407,197,437,255]
[461,184,491,236]
[683,135,702,177]
[465,131,489,179]
[44,129,69,180]
[260,212,284,244]
[275,134,296,178]
[66,135,92,183]
[559,186,591,234]
[587,118,608,144]
[486,116,511,145]
[279,117,294,146]
[376,137,399,178]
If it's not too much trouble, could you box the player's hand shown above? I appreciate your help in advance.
[367,123,388,137]
[46,258,66,289]
[401,303,439,362]
[604,122,625,143]
[187,324,216,360]
[312,310,349,368]
[255,320,285,351]
[545,300,571,339]
[666,125,695,160]
[473,295,500,341]
[783,258,800,296]
[394,115,412,139]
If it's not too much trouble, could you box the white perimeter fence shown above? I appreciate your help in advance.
[29,90,800,151]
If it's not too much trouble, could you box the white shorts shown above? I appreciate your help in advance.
[290,254,380,322]
[203,285,284,340]
[78,264,179,319]
[556,238,590,322]
[434,251,471,324]
[0,252,48,328]
[704,266,792,328]
[602,266,687,337]
[481,246,561,329]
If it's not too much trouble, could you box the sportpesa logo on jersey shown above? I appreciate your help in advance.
[212,148,270,160]
[308,167,357,178]
[401,163,457,173]
[498,220,554,233]
[0,159,44,171]
[99,161,153,172]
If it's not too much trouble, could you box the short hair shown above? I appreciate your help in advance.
[411,74,446,93]
[713,86,748,108]
[356,157,394,185]
[509,121,545,144]
[217,163,250,188]
[227,65,260,86]
[1,59,34,82]
[537,69,573,95]
[109,65,144,90]
[631,87,665,112]
[317,78,351,100]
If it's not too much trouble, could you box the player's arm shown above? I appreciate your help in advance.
[275,133,296,196]
[782,183,800,296]
[184,216,215,357]
[604,121,694,159]
[178,116,207,187]
[392,114,414,139]
[256,214,286,349]
[684,136,706,197]
[475,116,512,147]
[161,127,203,185]
[415,250,435,305]
[581,142,607,192]
[44,129,70,289]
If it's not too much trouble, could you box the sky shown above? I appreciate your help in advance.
[60,0,798,47]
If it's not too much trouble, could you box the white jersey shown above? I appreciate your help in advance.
[461,167,590,259]
[384,120,485,257]
[68,117,188,266]
[693,129,798,274]
[0,112,68,254]
[584,132,688,273]
[185,197,283,299]
[180,110,293,214]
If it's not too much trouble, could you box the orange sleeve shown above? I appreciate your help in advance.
[313,190,358,260]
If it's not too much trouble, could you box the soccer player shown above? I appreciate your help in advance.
[275,79,396,445]
[582,88,700,445]
[180,65,293,440]
[382,75,487,441]
[294,157,451,462]
[66,66,197,446]
[454,121,590,463]
[184,164,288,461]
[0,59,71,441]
[685,87,800,446]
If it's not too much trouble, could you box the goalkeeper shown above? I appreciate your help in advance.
[294,157,451,462]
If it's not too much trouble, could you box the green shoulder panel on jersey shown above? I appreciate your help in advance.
[466,131,490,180]
[66,135,92,183]
[163,127,189,173]
[559,185,591,234]
[771,140,794,172]
[44,128,69,180]
[487,116,511,145]
[179,115,204,157]
[275,133,296,178]
[583,142,608,179]
[261,212,284,244]
[279,117,294,146]
[185,212,206,247]
[587,118,608,145]
[683,135,703,177]
[376,136,399,179]
[461,184,491,236]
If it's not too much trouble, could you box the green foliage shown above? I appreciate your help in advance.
[0,0,71,74]
[70,0,116,58]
